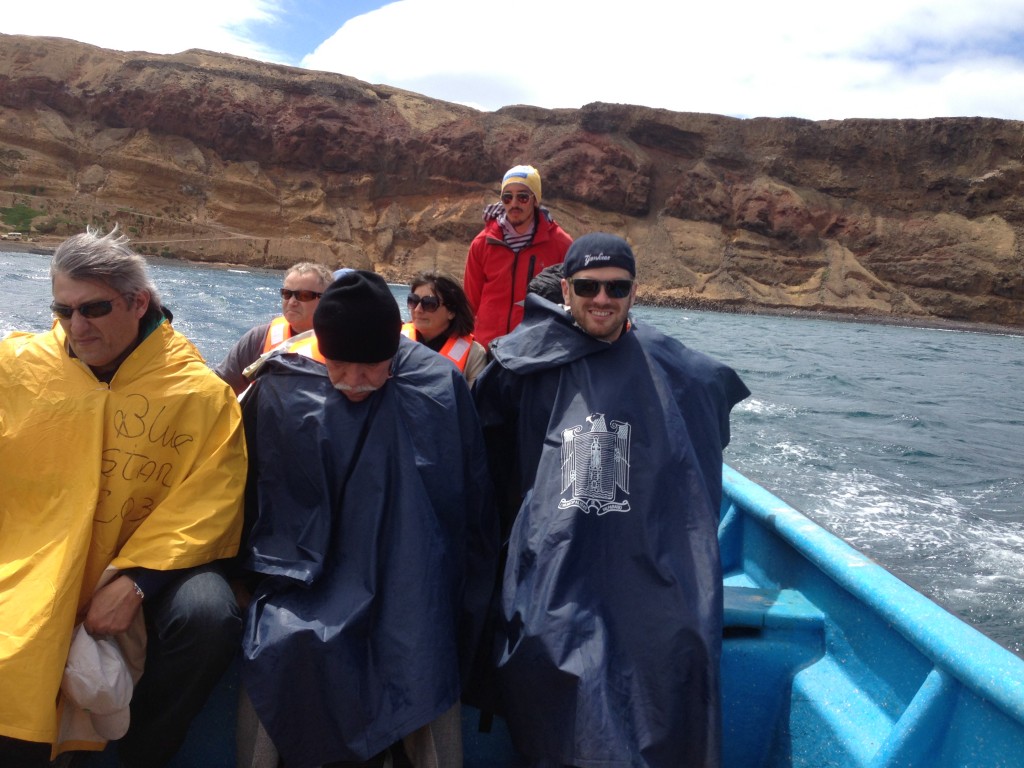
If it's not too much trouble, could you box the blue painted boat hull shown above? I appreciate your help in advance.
[719,464,1024,767]
[80,465,1024,766]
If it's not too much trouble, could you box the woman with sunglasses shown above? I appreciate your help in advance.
[403,271,488,387]
[215,261,334,394]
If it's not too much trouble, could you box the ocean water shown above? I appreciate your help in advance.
[4,251,1024,656]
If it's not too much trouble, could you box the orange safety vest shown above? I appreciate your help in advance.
[284,334,326,363]
[401,323,473,372]
[261,316,294,353]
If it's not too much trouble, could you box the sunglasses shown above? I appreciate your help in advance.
[50,298,119,320]
[501,192,533,204]
[280,289,323,302]
[407,294,442,312]
[567,278,634,299]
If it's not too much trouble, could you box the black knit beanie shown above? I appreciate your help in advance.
[313,270,401,362]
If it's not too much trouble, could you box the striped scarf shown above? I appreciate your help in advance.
[498,213,536,253]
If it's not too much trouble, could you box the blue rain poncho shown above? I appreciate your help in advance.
[474,295,750,768]
[239,338,498,767]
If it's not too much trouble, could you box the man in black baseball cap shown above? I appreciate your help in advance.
[475,232,750,768]
[559,231,638,342]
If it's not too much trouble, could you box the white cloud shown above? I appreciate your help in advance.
[302,0,1024,119]
[5,0,1024,119]
[3,0,288,63]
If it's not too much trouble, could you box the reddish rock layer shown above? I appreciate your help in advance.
[1,34,1022,326]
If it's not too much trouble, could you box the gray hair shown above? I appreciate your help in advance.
[286,262,334,290]
[51,225,162,312]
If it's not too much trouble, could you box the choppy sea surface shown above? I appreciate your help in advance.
[4,251,1023,656]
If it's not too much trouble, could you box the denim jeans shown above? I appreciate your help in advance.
[117,562,241,768]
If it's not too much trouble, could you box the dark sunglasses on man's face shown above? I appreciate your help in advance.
[567,278,634,299]
[280,289,323,302]
[407,294,442,312]
[501,192,533,204]
[50,298,118,320]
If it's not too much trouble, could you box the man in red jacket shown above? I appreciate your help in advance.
[464,165,573,348]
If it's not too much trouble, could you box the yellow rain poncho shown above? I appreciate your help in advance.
[0,319,246,746]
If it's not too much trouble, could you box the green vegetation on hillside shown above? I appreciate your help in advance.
[1,202,43,232]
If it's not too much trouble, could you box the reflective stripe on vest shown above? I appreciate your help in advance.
[262,316,293,353]
[284,335,326,364]
[442,336,472,371]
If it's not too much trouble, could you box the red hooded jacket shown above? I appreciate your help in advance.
[464,210,572,347]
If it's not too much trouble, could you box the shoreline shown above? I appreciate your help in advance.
[0,238,56,255]
[5,239,1021,337]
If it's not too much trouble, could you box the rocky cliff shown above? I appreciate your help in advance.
[2,34,1022,327]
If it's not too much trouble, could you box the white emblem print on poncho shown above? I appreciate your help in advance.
[559,413,631,515]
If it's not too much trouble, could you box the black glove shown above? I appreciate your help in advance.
[483,202,504,222]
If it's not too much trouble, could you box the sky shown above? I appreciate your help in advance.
[4,0,1024,121]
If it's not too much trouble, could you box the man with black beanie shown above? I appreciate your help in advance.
[313,269,402,402]
[236,270,498,768]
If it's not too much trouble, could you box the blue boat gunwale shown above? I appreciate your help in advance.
[722,463,1024,725]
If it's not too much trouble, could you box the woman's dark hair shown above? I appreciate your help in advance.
[410,271,475,337]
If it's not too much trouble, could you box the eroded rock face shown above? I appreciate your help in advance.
[1,34,1022,326]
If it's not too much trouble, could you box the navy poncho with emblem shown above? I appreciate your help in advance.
[474,295,749,768]
[239,339,497,767]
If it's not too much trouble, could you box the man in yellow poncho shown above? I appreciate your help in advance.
[0,228,247,767]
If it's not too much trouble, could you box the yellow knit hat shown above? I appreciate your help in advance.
[501,165,542,203]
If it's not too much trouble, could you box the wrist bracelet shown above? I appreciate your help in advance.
[132,581,145,601]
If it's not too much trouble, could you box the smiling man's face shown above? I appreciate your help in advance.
[561,266,636,342]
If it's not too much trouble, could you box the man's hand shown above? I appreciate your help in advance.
[83,574,144,636]
[483,202,503,222]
